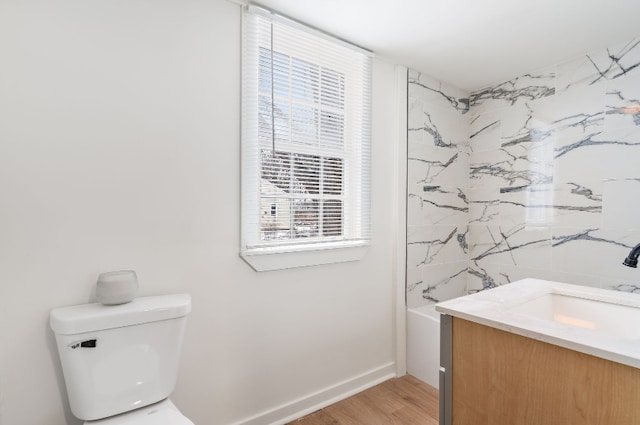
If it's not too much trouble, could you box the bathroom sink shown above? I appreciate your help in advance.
[507,291,640,340]
[436,278,640,369]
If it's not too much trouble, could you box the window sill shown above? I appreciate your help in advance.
[241,241,369,272]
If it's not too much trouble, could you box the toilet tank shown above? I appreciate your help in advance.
[50,294,191,421]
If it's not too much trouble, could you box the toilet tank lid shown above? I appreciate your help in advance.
[50,293,191,335]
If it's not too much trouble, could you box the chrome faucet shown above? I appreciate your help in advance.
[623,243,640,268]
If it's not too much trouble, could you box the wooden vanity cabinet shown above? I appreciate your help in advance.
[439,315,640,425]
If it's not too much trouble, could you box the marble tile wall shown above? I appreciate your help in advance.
[406,71,470,308]
[407,37,640,309]
[467,36,640,294]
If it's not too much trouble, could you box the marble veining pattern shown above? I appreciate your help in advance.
[407,70,470,307]
[463,36,640,294]
[468,224,551,269]
[469,69,556,114]
[409,111,452,149]
[407,225,468,268]
[557,37,640,93]
[605,74,640,131]
[468,260,507,292]
[408,150,469,188]
[554,131,637,159]
[407,35,640,309]
[419,262,468,304]
[470,113,501,152]
[499,88,606,145]
[469,147,553,188]
[469,188,501,224]
[554,129,640,182]
[408,185,468,226]
[609,281,640,293]
[408,71,469,113]
[499,182,603,227]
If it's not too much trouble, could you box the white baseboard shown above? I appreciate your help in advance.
[229,362,397,425]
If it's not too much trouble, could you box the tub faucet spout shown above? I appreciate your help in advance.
[623,243,640,268]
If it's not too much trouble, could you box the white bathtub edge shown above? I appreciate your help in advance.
[407,304,441,389]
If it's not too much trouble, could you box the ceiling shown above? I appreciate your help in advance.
[251,0,640,92]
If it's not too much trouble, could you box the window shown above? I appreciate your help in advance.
[241,6,372,271]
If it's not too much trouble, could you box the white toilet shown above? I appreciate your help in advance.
[50,293,194,424]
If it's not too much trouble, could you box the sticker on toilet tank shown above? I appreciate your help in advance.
[67,339,97,349]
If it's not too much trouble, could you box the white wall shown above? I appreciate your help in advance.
[0,1,400,424]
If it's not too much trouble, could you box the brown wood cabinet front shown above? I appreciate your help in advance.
[449,317,640,425]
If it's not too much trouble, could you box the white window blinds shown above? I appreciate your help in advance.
[241,6,372,261]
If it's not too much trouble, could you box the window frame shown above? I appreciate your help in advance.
[241,6,372,271]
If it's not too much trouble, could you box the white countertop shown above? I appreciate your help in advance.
[435,278,640,369]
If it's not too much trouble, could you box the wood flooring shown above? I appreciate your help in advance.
[287,375,439,425]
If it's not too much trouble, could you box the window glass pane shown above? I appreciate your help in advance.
[259,48,290,97]
[291,103,318,146]
[323,157,343,195]
[261,150,291,194]
[259,97,291,145]
[321,68,345,108]
[258,47,271,93]
[292,57,319,102]
[260,149,344,242]
[293,199,319,238]
[320,111,344,149]
[273,98,290,144]
[260,198,291,241]
[293,153,320,195]
[322,200,342,236]
[258,95,272,144]
[273,51,290,97]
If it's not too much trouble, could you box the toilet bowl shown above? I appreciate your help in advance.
[50,294,194,424]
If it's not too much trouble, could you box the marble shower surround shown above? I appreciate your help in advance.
[407,72,470,308]
[407,37,640,309]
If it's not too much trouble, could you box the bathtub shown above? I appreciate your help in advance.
[407,304,441,389]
